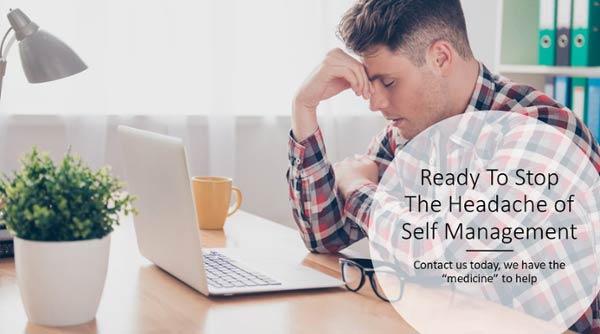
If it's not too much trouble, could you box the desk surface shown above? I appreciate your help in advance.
[0,211,416,334]
[0,211,582,334]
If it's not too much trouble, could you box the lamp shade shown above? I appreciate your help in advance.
[7,9,87,84]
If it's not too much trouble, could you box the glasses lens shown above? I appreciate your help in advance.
[342,261,363,291]
[372,268,403,302]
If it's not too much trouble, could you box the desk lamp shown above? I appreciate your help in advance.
[0,8,87,100]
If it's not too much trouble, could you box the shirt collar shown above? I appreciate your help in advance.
[465,62,496,113]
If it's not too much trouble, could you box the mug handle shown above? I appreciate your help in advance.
[228,186,242,216]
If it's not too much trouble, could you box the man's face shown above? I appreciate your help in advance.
[362,46,450,140]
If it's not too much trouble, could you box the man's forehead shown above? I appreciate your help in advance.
[360,47,412,80]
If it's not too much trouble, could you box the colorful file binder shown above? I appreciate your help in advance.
[539,0,557,65]
[571,0,600,66]
[556,0,573,66]
[571,77,588,120]
[587,78,600,141]
[555,76,572,108]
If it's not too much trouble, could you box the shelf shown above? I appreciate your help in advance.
[498,64,600,78]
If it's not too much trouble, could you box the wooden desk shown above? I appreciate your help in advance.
[0,211,416,334]
[0,211,582,333]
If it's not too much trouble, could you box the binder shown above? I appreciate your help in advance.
[556,0,573,65]
[586,78,600,141]
[554,76,572,108]
[571,77,588,120]
[544,76,555,97]
[0,240,13,258]
[539,0,557,65]
[571,0,600,66]
[0,223,13,258]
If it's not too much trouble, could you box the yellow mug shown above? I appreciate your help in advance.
[191,176,242,230]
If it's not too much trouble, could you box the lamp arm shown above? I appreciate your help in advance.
[0,27,13,58]
[0,27,14,101]
[0,59,5,100]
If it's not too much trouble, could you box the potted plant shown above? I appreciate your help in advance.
[0,147,136,327]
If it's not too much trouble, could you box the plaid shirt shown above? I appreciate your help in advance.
[286,63,600,333]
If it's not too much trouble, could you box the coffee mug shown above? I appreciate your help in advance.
[191,176,242,230]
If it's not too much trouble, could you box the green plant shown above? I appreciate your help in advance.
[0,147,137,241]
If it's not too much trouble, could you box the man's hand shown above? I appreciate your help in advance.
[292,48,374,142]
[333,155,379,200]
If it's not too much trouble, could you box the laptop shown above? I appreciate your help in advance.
[117,125,344,296]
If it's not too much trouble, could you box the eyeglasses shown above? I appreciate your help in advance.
[339,258,449,302]
[339,258,405,302]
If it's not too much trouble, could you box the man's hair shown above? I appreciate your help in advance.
[337,0,473,65]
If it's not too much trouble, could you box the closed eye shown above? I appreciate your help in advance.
[382,80,395,88]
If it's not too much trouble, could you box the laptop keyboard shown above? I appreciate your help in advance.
[203,251,281,289]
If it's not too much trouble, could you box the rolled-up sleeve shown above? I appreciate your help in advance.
[286,127,367,253]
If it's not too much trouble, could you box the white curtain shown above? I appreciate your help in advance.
[0,0,499,255]
[0,0,375,116]
[0,0,385,232]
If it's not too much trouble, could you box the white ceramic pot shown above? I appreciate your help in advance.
[14,234,111,327]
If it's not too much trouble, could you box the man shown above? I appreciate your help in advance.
[286,0,599,332]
